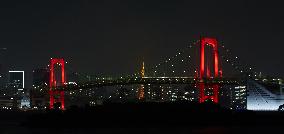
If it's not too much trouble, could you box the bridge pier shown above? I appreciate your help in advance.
[198,83,219,103]
[49,90,65,110]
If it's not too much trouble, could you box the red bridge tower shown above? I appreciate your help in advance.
[199,37,221,103]
[49,58,66,110]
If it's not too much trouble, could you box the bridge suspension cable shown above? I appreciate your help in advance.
[131,40,200,78]
[218,43,260,78]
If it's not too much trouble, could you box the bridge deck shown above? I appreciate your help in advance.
[52,77,245,91]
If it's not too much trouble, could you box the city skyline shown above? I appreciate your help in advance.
[0,1,284,133]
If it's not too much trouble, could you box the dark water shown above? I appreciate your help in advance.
[1,126,284,134]
[0,102,283,134]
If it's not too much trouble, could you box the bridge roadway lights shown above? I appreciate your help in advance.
[49,58,66,110]
[54,77,240,91]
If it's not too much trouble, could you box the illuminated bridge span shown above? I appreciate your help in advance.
[47,37,256,110]
[54,77,243,91]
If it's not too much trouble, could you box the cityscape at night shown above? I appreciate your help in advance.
[1,0,284,133]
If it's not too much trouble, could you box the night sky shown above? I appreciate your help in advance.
[1,0,284,87]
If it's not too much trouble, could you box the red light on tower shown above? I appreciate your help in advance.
[49,58,66,110]
[200,37,219,78]
[198,37,221,103]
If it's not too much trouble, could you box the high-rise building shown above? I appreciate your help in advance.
[231,85,247,110]
[32,68,49,88]
[0,71,27,109]
[0,48,7,89]
[0,64,4,87]
[67,72,80,83]
[30,68,50,109]
[8,71,24,89]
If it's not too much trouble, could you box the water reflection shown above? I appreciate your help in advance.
[58,83,247,110]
